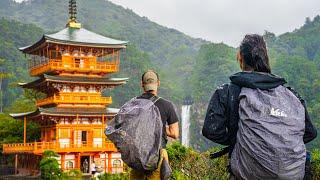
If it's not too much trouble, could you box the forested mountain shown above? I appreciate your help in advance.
[0,0,206,62]
[0,18,43,111]
[0,0,208,103]
[269,17,320,147]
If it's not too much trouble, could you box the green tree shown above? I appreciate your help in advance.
[0,58,12,113]
[40,150,62,180]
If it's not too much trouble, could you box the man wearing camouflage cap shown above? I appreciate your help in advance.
[130,70,179,180]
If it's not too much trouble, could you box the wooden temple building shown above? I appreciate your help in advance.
[2,0,128,174]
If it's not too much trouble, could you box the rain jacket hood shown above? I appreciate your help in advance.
[230,71,286,90]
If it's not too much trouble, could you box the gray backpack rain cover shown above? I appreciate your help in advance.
[231,85,306,179]
[105,97,162,172]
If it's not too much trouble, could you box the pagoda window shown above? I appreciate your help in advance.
[62,50,70,56]
[75,58,80,68]
[29,55,42,68]
[81,131,87,142]
[63,118,70,124]
[50,50,62,60]
[113,160,121,167]
[80,117,89,124]
[80,59,84,68]
[80,86,86,92]
[72,50,80,57]
[62,85,71,92]
[40,54,48,64]
[66,161,74,169]
[98,53,114,63]
[91,118,100,124]
[52,129,56,140]
[74,86,80,92]
[41,130,45,141]
[113,159,122,173]
[88,86,95,93]
[59,117,65,124]
[29,55,35,68]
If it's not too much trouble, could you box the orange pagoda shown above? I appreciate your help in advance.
[2,0,128,174]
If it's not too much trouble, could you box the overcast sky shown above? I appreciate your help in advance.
[14,0,320,47]
[108,0,320,47]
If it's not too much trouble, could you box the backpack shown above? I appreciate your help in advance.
[230,85,306,179]
[105,96,162,172]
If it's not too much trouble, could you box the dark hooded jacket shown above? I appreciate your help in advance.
[202,71,317,155]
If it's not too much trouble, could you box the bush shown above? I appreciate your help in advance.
[98,173,129,180]
[62,169,82,180]
[312,149,320,179]
[167,142,228,180]
[39,150,62,180]
[167,143,320,179]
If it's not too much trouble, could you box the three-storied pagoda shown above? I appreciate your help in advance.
[2,0,128,174]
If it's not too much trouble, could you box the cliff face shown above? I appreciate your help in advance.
[189,102,217,152]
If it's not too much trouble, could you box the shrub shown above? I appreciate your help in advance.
[62,169,82,180]
[167,142,228,180]
[312,149,320,179]
[39,150,62,180]
[167,143,320,179]
[98,173,129,180]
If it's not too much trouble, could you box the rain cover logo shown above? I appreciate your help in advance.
[270,107,288,117]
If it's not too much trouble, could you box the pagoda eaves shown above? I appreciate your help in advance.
[10,107,119,119]
[20,27,128,54]
[19,74,128,91]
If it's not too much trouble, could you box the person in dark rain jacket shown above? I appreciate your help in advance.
[202,34,317,180]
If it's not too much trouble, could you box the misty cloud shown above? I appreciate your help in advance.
[14,0,320,47]
[109,0,320,47]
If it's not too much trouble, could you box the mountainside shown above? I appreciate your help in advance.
[0,0,210,102]
[0,18,43,108]
[0,0,206,65]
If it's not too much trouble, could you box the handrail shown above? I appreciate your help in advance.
[3,141,117,154]
[30,59,119,76]
[36,93,112,106]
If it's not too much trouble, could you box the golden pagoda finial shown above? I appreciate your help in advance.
[66,0,81,28]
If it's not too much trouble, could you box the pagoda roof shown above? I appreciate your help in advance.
[10,107,119,119]
[19,74,129,89]
[20,27,128,53]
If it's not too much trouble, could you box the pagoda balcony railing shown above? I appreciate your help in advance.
[2,141,117,155]
[29,59,119,76]
[36,93,112,107]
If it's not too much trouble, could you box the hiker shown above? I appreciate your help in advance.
[83,159,88,173]
[91,161,96,177]
[129,70,180,180]
[202,34,317,179]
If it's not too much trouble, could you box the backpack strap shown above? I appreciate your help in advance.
[149,95,161,104]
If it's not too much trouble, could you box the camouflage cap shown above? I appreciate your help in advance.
[142,70,159,91]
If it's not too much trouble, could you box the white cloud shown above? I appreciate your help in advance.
[108,0,320,47]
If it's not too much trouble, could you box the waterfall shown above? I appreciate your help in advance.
[181,105,191,147]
